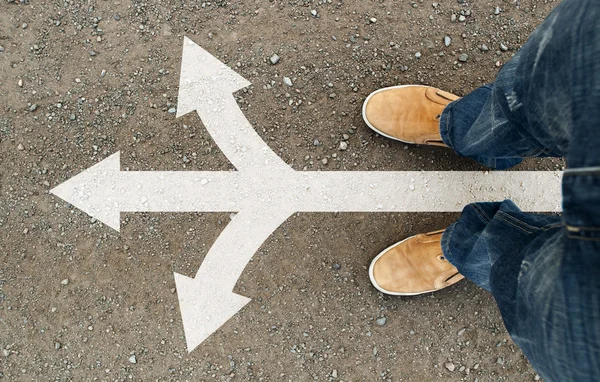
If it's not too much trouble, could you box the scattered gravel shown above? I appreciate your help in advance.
[269,54,280,65]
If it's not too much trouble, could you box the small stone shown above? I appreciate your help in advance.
[458,53,469,62]
[331,370,338,378]
[496,357,505,365]
[457,328,466,336]
[329,93,336,99]
[500,43,508,52]
[376,317,387,326]
[311,9,317,17]
[114,14,121,21]
[339,141,348,151]
[445,362,455,372]
[2,349,9,357]
[321,158,328,165]
[415,52,422,59]
[372,346,378,356]
[409,184,415,191]
[283,77,293,87]
[61,278,69,285]
[313,139,320,146]
[89,50,96,56]
[444,36,451,47]
[480,44,489,52]
[0,45,4,53]
[369,17,377,23]
[17,143,24,151]
[168,107,177,114]
[332,263,341,270]
[129,354,137,364]
[29,104,37,112]
[87,325,93,331]
[494,6,501,15]
[269,54,280,65]
[22,23,28,29]
[450,14,457,22]
[101,69,107,77]
[54,342,61,350]
[458,15,466,22]
[432,2,439,8]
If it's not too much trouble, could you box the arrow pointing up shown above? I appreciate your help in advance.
[50,36,564,354]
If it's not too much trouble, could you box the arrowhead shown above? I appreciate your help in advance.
[50,152,122,231]
[176,36,251,118]
[174,272,251,353]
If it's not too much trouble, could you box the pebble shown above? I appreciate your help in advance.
[22,23,28,29]
[17,143,24,151]
[168,107,177,114]
[29,104,37,112]
[457,328,466,336]
[2,349,9,357]
[415,52,421,59]
[114,14,121,21]
[480,44,489,52]
[18,79,23,87]
[458,15,466,22]
[369,17,377,23]
[283,77,293,87]
[54,342,61,350]
[445,362,456,372]
[311,9,317,17]
[61,278,69,285]
[444,36,451,47]
[458,53,469,62]
[376,317,387,326]
[128,354,137,364]
[269,54,280,65]
[494,6,501,15]
[339,141,348,151]
[0,45,4,53]
[332,263,341,270]
[496,357,505,365]
[500,43,508,52]
[332,369,338,378]
[89,50,96,56]
[450,14,457,22]
[101,69,107,77]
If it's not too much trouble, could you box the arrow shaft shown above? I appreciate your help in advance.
[116,170,562,214]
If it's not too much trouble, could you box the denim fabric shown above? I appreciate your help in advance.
[438,0,600,381]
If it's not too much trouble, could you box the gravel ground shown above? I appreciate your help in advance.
[1,0,562,380]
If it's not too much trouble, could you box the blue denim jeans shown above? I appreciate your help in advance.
[438,1,600,381]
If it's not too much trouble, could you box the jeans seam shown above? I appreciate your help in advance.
[566,234,600,242]
[567,226,600,231]
[472,204,492,223]
[496,211,537,234]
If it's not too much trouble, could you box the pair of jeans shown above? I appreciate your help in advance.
[438,0,600,381]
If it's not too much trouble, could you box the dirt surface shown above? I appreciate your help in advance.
[0,0,563,381]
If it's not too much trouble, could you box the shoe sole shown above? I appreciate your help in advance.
[362,84,424,144]
[368,235,440,296]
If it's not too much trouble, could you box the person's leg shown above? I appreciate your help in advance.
[367,0,600,380]
[440,0,600,380]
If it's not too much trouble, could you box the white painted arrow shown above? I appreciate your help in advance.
[50,37,563,353]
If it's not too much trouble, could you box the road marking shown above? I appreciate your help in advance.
[50,36,563,353]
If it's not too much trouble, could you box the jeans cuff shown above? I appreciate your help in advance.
[439,99,459,150]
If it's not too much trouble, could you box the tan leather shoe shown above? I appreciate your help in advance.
[369,229,464,295]
[362,85,460,146]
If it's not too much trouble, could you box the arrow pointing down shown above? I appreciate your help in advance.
[50,37,563,353]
